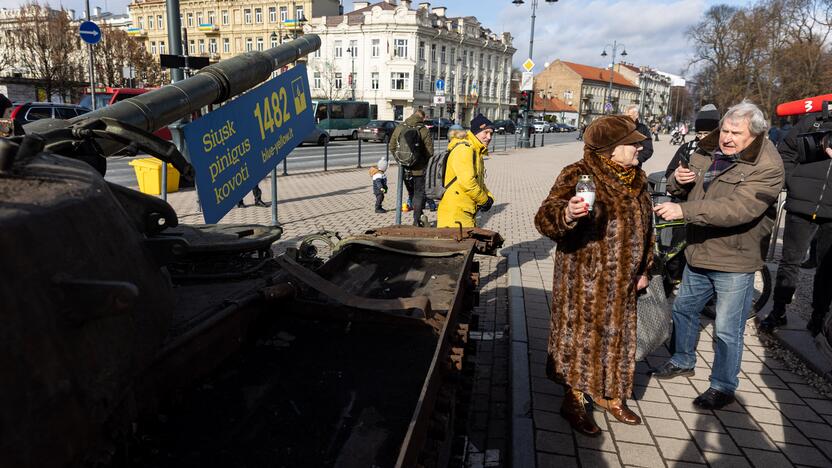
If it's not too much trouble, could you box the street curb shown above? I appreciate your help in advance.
[507,251,536,468]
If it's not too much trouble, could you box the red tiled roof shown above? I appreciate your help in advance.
[533,96,578,113]
[561,61,637,88]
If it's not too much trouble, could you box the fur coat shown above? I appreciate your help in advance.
[534,151,654,400]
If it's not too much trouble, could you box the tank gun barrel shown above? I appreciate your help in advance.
[74,35,320,133]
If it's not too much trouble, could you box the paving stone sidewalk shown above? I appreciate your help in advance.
[163,137,832,467]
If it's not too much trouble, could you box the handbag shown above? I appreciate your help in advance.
[635,273,673,361]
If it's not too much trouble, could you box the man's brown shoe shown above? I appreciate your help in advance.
[594,398,642,425]
[560,389,602,437]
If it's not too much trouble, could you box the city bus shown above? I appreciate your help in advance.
[312,100,371,140]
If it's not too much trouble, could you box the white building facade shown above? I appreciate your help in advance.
[303,0,515,123]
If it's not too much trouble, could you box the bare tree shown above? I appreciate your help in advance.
[13,3,82,101]
[93,25,162,87]
[309,59,349,100]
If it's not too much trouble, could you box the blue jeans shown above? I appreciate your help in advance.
[669,265,756,394]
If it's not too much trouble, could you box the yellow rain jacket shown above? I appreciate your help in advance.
[436,131,493,228]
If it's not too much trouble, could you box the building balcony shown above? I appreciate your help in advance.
[127,27,147,38]
[209,53,221,61]
[198,23,219,33]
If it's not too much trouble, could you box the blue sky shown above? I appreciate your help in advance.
[0,0,753,77]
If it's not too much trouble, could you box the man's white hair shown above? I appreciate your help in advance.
[624,104,639,114]
[721,99,768,136]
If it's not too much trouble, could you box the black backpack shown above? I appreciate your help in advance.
[425,141,473,201]
[393,123,425,167]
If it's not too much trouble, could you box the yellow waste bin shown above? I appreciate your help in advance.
[129,158,180,195]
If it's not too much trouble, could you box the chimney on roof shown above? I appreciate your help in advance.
[419,2,431,11]
[401,0,412,8]
[93,6,101,17]
[354,1,369,10]
[383,0,397,4]
[68,9,75,19]
[432,6,446,16]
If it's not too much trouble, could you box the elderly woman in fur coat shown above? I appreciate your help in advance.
[535,115,654,436]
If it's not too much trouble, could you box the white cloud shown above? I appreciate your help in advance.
[500,0,708,77]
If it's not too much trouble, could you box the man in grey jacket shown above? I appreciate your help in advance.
[651,100,785,410]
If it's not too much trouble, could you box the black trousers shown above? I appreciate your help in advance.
[410,175,426,226]
[774,211,832,318]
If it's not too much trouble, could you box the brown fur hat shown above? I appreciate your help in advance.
[584,115,647,153]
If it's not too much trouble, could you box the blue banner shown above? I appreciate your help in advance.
[183,64,314,224]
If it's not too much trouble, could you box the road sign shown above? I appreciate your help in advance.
[433,95,446,105]
[435,79,445,92]
[521,72,534,91]
[522,58,535,72]
[604,102,613,112]
[79,21,102,45]
[183,64,314,224]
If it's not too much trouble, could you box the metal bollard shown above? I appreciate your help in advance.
[161,163,168,201]
[357,137,362,168]
[504,132,507,152]
[395,165,404,225]
[514,130,518,149]
[283,155,288,176]
[324,134,328,171]
[532,133,537,148]
[270,168,278,226]
[541,131,545,147]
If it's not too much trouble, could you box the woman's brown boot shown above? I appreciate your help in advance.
[594,398,642,425]
[560,388,602,437]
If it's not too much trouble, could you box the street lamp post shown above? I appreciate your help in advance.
[601,40,627,114]
[513,0,558,148]
[347,47,356,100]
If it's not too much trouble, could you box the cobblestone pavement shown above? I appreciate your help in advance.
[162,137,832,467]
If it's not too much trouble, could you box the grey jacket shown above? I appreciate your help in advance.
[668,130,785,273]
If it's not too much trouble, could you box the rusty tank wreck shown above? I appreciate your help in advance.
[0,35,503,467]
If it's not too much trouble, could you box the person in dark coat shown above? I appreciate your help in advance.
[760,112,832,335]
[624,104,653,165]
[389,109,434,226]
[535,115,654,436]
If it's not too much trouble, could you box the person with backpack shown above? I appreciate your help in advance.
[389,109,433,226]
[434,114,495,228]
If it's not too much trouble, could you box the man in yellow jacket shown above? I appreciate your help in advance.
[437,114,495,228]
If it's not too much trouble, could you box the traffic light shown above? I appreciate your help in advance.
[519,91,530,109]
[446,103,453,115]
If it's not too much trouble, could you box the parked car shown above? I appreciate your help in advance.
[0,102,91,137]
[555,123,577,132]
[533,120,553,133]
[425,118,454,138]
[301,125,330,146]
[494,120,516,135]
[357,120,398,143]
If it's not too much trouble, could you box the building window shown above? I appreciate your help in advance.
[441,46,446,64]
[196,12,202,26]
[189,40,195,54]
[314,48,321,58]
[223,38,230,53]
[256,37,264,51]
[186,13,192,27]
[255,8,262,23]
[244,9,251,24]
[279,6,288,22]
[150,41,157,54]
[431,44,436,62]
[371,39,379,57]
[334,40,342,58]
[418,41,425,60]
[245,38,253,52]
[208,11,215,24]
[198,39,205,54]
[222,10,228,25]
[313,72,321,89]
[462,50,466,66]
[157,15,164,29]
[371,72,379,90]
[417,73,424,91]
[349,40,357,57]
[269,7,276,23]
[335,73,343,89]
[148,15,154,29]
[209,38,217,54]
[488,54,492,69]
[295,6,304,20]
[450,47,456,64]
[394,39,408,58]
[479,53,484,68]
[271,36,278,48]
[391,72,410,90]
[159,41,165,54]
